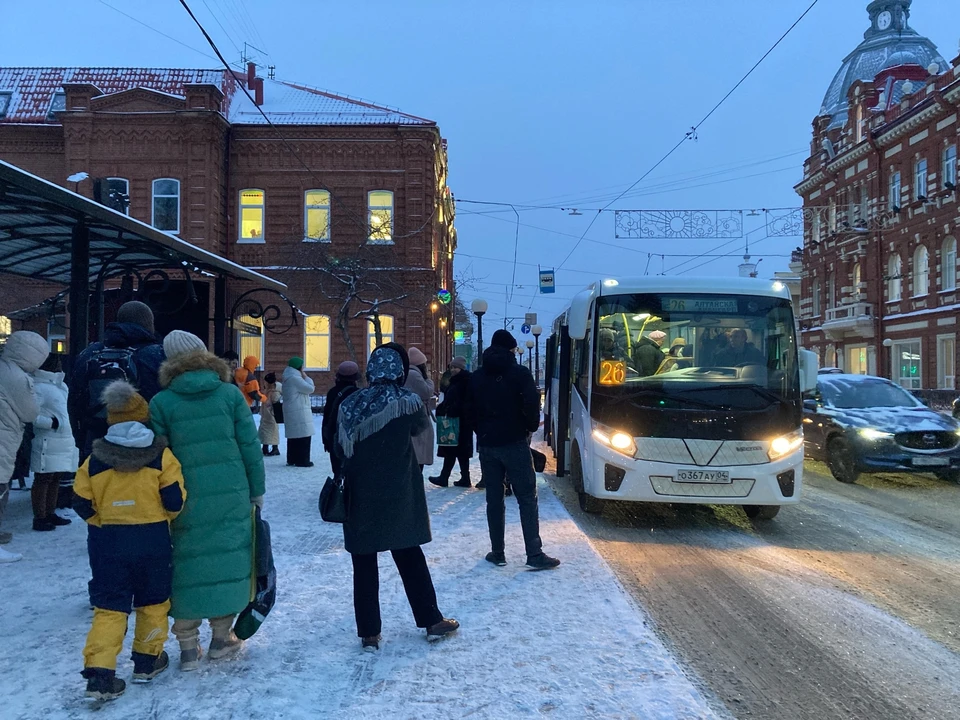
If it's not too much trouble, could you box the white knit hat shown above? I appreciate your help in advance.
[163,330,207,359]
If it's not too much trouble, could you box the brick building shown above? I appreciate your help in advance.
[0,64,456,388]
[795,0,960,390]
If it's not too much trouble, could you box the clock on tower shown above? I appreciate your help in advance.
[877,10,892,30]
[865,1,911,37]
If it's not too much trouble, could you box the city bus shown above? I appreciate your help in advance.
[544,277,817,520]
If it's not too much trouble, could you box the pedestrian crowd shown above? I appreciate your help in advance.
[0,301,557,704]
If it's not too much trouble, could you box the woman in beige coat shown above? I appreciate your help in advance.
[404,348,435,470]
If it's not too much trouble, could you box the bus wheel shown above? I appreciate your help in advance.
[571,445,604,514]
[743,505,780,521]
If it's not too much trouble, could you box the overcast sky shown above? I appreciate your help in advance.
[4,0,960,330]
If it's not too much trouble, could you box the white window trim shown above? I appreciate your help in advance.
[303,190,332,243]
[943,237,957,292]
[913,245,929,297]
[891,338,922,390]
[238,188,266,244]
[944,145,958,187]
[367,190,395,245]
[237,318,265,369]
[106,177,130,215]
[811,278,821,318]
[937,333,956,390]
[304,314,332,371]
[890,172,902,210]
[888,255,902,301]
[915,159,928,200]
[151,178,180,234]
[845,343,869,375]
[367,314,395,354]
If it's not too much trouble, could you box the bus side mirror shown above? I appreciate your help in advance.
[568,289,594,340]
[799,349,818,393]
[803,399,818,413]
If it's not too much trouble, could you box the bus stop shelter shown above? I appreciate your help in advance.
[0,158,287,366]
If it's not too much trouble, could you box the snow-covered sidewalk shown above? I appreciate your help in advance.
[0,418,717,719]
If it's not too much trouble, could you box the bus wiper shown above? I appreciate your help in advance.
[688,384,784,406]
[610,390,725,409]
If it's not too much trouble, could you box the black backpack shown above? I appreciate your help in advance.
[87,347,140,419]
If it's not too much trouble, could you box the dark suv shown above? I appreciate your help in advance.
[804,374,960,484]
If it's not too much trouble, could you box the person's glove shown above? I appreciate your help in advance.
[251,496,264,509]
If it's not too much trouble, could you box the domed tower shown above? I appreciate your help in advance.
[820,1,946,130]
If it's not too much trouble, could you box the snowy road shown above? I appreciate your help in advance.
[547,460,960,720]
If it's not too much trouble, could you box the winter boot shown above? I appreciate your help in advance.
[453,475,472,488]
[82,668,126,702]
[262,445,270,456]
[269,446,281,456]
[526,553,561,571]
[49,514,71,526]
[209,632,244,660]
[475,479,486,490]
[132,651,169,683]
[428,476,449,488]
[485,551,507,566]
[179,642,203,672]
[426,618,460,642]
[361,634,382,652]
[33,518,55,532]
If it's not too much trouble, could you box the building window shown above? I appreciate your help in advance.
[888,254,902,301]
[811,278,821,317]
[47,91,65,121]
[47,313,67,355]
[889,172,901,210]
[828,199,837,233]
[367,314,394,355]
[304,190,331,242]
[945,145,958,188]
[237,315,263,367]
[944,237,957,291]
[811,211,821,245]
[893,340,921,390]
[0,92,11,120]
[857,184,869,226]
[367,190,394,243]
[852,262,862,298]
[914,246,929,296]
[151,178,180,233]
[827,272,835,309]
[105,178,130,215]
[915,159,928,201]
[304,315,331,371]
[239,189,265,242]
[938,336,956,390]
[845,345,868,375]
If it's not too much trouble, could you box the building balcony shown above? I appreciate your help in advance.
[822,301,875,341]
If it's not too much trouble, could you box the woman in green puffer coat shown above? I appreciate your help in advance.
[148,331,266,671]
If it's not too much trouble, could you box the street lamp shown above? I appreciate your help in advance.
[471,298,488,367]
[525,339,535,372]
[531,325,543,387]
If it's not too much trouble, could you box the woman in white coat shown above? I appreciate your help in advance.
[404,347,435,470]
[31,354,79,531]
[0,330,49,562]
[281,357,315,468]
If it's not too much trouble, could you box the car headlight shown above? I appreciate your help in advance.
[592,421,637,459]
[768,428,804,461]
[858,428,894,442]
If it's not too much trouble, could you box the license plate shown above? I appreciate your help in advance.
[676,470,731,484]
[913,456,949,467]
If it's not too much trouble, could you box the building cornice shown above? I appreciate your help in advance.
[795,171,826,197]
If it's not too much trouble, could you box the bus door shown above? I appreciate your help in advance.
[556,324,573,478]
[544,333,557,445]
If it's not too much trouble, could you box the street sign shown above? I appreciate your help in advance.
[454,330,465,342]
[521,324,531,335]
[233,320,261,335]
[539,270,556,294]
[437,288,452,305]
[525,312,538,325]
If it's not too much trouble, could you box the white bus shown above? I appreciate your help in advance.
[544,277,817,520]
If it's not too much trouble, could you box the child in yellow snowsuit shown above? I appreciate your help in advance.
[73,380,186,702]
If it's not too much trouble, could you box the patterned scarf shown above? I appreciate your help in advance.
[337,347,423,459]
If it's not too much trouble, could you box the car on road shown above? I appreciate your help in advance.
[803,373,960,484]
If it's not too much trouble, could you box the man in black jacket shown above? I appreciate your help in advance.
[321,361,360,477]
[468,330,560,570]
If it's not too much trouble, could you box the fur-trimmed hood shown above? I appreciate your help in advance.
[91,434,168,473]
[159,350,232,390]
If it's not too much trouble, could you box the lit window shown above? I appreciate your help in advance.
[304,190,331,242]
[237,315,263,367]
[0,92,11,120]
[47,313,67,355]
[914,246,929,296]
[893,340,921,390]
[889,172,901,210]
[944,237,957,291]
[368,190,394,243]
[304,315,331,371]
[47,91,65,121]
[888,254,902,301]
[0,315,10,340]
[367,314,394,355]
[938,336,956,390]
[105,178,129,215]
[239,189,265,242]
[152,178,180,233]
[945,145,958,188]
[915,159,928,200]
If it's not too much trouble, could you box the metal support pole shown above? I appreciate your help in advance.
[213,275,227,356]
[68,221,90,371]
[476,313,485,367]
[535,341,541,388]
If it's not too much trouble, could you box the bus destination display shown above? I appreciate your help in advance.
[661,297,738,314]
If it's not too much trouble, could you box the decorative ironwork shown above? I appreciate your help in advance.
[615,210,743,239]
[765,208,809,237]
[230,288,301,335]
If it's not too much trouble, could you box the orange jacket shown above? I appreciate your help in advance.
[235,356,266,406]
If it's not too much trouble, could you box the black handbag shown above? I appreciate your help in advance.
[531,448,547,473]
[234,506,276,640]
[319,474,347,523]
[273,401,284,424]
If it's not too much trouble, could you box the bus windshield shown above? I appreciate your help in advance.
[590,293,800,415]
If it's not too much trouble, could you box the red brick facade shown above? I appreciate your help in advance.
[0,66,456,390]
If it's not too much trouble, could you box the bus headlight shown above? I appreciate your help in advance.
[592,422,637,459]
[768,428,803,461]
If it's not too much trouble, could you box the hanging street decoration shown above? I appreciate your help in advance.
[437,288,452,305]
[615,210,744,239]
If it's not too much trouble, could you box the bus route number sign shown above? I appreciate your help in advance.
[599,360,627,386]
[661,298,738,314]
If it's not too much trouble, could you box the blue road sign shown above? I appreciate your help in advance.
[521,324,531,335]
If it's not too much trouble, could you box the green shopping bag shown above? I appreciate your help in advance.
[437,416,460,447]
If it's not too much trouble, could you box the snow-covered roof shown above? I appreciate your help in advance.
[0,66,434,127]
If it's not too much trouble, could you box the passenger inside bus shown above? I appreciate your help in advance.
[657,337,691,374]
[714,329,764,366]
[598,328,634,367]
[632,330,667,377]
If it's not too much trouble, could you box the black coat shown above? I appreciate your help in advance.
[632,337,665,376]
[321,380,358,452]
[468,346,540,448]
[341,407,432,555]
[436,370,473,459]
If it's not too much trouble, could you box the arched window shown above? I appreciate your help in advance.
[304,190,331,242]
[304,315,331,370]
[367,314,394,354]
[367,190,394,243]
[914,245,929,296]
[152,178,180,233]
[943,237,957,291]
[888,255,902,301]
[239,189,265,242]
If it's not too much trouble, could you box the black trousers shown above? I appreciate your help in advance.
[350,546,443,638]
[479,441,543,558]
[287,436,312,466]
[437,454,471,483]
